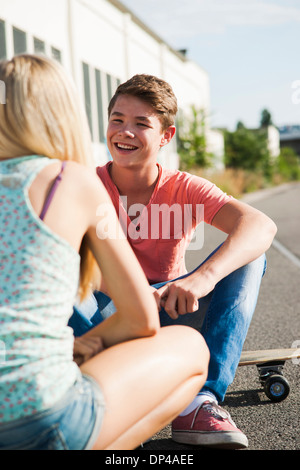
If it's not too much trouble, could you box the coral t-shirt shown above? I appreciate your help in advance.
[97,163,232,284]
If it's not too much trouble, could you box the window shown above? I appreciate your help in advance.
[34,37,46,55]
[106,74,113,101]
[82,62,93,139]
[95,69,105,143]
[51,47,62,63]
[82,62,120,144]
[13,27,27,55]
[107,75,119,102]
[0,19,6,60]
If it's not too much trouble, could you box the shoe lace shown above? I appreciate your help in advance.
[202,401,235,424]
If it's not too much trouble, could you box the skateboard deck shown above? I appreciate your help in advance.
[239,348,300,366]
[238,348,300,402]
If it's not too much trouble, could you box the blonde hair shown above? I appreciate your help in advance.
[0,54,97,299]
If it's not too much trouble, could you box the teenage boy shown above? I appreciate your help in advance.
[69,74,277,449]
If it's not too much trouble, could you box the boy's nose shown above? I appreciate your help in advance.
[118,127,135,138]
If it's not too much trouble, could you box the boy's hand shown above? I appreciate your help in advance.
[154,274,214,320]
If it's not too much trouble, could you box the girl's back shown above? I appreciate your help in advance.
[0,155,80,423]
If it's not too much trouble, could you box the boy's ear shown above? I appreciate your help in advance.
[160,126,176,147]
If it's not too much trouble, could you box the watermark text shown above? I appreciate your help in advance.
[291,80,300,104]
[96,199,205,251]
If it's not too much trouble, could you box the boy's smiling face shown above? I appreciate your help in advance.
[107,94,175,170]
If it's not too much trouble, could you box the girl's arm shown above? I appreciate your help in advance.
[78,167,160,348]
[29,160,160,346]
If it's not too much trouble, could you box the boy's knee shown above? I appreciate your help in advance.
[250,253,267,276]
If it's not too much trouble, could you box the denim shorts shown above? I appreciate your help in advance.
[0,373,106,450]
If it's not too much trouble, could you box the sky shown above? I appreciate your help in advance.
[120,0,300,131]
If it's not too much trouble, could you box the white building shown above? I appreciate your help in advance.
[0,0,223,168]
[267,125,280,159]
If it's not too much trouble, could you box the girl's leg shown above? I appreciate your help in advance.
[107,375,202,450]
[80,325,209,450]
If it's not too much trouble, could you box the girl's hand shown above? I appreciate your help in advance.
[73,336,105,366]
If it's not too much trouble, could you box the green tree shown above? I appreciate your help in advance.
[177,106,212,169]
[260,109,273,127]
[277,147,300,180]
[236,120,245,130]
[224,125,272,175]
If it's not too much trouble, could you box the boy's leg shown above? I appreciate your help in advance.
[158,252,266,448]
[201,255,266,400]
[155,251,266,402]
[68,292,116,337]
[199,254,266,401]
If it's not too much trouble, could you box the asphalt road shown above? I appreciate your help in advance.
[143,181,300,452]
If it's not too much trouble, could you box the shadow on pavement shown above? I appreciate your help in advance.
[223,389,278,408]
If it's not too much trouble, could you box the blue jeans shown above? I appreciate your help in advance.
[69,249,267,403]
[0,374,105,450]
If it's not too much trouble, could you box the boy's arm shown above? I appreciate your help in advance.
[156,199,277,320]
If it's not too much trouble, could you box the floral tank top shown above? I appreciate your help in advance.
[0,156,80,424]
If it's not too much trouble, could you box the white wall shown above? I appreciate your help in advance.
[206,129,225,171]
[0,0,222,168]
[267,125,280,159]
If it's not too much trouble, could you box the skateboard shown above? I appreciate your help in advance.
[238,348,300,402]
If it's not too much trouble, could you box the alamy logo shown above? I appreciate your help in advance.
[96,199,205,251]
[0,80,6,105]
[291,80,300,105]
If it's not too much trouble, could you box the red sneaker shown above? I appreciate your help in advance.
[172,401,248,449]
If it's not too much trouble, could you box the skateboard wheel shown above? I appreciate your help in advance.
[264,375,290,402]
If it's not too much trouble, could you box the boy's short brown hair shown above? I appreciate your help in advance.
[108,74,178,130]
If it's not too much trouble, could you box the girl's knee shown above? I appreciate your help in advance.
[164,325,209,372]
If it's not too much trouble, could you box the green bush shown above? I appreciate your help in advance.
[276,147,300,181]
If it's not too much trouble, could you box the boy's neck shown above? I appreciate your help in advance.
[110,162,158,194]
[108,161,159,209]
